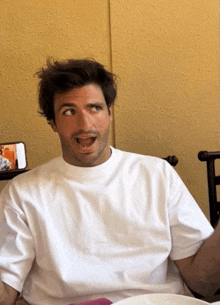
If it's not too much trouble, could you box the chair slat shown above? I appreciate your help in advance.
[198,151,220,228]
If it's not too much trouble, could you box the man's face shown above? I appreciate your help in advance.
[50,83,112,167]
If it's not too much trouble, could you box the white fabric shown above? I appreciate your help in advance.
[0,147,214,305]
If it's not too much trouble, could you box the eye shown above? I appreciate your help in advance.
[63,109,75,116]
[92,105,102,112]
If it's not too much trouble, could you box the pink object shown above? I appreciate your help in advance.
[69,298,113,305]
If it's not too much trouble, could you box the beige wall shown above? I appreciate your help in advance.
[0,0,112,169]
[0,0,219,218]
[110,0,219,217]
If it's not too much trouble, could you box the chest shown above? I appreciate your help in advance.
[26,177,171,260]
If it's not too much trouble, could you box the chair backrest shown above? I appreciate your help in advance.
[163,155,178,166]
[198,150,220,228]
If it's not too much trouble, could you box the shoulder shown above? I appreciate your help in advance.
[110,147,181,193]
[0,157,64,212]
[2,157,63,193]
[112,147,174,175]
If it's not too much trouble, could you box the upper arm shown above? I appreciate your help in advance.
[0,282,18,305]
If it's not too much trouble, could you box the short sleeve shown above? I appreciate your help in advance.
[0,186,35,292]
[166,166,214,261]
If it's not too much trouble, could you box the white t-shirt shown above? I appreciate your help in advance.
[0,147,214,305]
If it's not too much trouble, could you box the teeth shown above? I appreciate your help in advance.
[76,136,93,139]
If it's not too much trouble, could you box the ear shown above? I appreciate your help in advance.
[49,120,58,133]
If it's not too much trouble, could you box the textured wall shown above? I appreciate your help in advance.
[110,0,219,216]
[0,0,111,192]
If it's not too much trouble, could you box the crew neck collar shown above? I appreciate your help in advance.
[56,146,117,181]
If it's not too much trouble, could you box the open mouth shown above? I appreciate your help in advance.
[76,136,96,147]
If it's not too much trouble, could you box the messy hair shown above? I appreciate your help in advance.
[36,58,117,121]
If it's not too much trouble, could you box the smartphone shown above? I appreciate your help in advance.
[0,142,27,172]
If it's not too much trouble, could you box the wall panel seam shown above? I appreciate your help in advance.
[108,0,116,147]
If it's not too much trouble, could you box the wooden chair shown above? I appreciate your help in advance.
[198,150,220,228]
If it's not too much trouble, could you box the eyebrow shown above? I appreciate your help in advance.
[57,103,76,113]
[57,101,105,113]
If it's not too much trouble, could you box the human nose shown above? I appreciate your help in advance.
[77,112,92,130]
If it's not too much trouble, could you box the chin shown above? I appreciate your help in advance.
[79,153,103,167]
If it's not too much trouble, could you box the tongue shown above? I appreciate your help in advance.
[78,137,95,147]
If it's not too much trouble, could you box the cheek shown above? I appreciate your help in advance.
[57,118,76,134]
[96,119,110,133]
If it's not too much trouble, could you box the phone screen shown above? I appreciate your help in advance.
[0,142,27,172]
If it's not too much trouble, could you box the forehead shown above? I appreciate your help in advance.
[54,84,106,108]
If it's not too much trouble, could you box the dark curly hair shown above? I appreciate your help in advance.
[36,58,117,122]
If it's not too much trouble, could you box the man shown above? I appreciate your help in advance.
[0,58,219,305]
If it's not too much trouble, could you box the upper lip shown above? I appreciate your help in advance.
[75,134,96,139]
[73,131,98,139]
